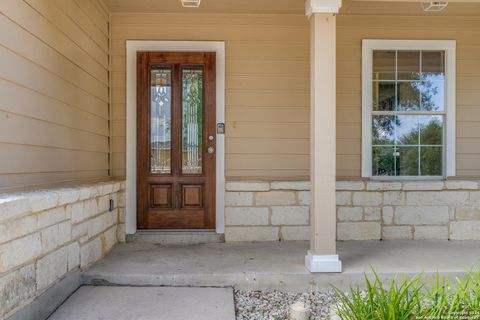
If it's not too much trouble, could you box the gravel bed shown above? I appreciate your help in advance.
[234,290,339,320]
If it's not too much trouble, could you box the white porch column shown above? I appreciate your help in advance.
[305,0,342,273]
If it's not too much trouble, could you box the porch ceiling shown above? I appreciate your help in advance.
[102,0,480,16]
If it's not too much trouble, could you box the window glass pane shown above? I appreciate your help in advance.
[396,115,419,145]
[397,51,420,80]
[373,146,395,176]
[420,80,444,112]
[182,67,203,174]
[150,67,172,174]
[422,51,445,80]
[397,82,420,111]
[370,48,446,177]
[420,147,442,176]
[373,116,395,145]
[397,146,419,176]
[373,82,396,111]
[372,51,396,80]
[420,115,443,145]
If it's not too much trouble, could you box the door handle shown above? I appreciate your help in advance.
[207,147,215,154]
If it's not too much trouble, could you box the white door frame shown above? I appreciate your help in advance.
[125,40,226,234]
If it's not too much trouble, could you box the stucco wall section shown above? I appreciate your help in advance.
[0,180,125,319]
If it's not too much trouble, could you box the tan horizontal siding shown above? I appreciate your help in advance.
[0,79,108,136]
[0,0,110,189]
[74,0,109,36]
[0,170,108,191]
[226,107,309,123]
[111,12,480,179]
[0,14,108,102]
[24,0,109,67]
[0,111,108,152]
[337,14,480,177]
[1,0,108,83]
[0,45,107,119]
[110,13,310,179]
[0,144,108,173]
[226,170,310,179]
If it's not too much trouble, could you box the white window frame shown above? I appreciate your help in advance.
[362,39,456,179]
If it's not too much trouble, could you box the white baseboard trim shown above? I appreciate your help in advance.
[305,251,342,273]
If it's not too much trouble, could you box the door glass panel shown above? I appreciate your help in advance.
[182,67,203,174]
[150,67,172,173]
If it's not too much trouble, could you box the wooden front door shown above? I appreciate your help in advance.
[137,52,216,229]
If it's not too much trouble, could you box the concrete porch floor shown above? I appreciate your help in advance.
[83,240,480,292]
[48,287,235,320]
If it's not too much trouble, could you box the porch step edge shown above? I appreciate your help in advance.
[127,231,225,245]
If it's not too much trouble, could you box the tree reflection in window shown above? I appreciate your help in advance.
[372,50,445,177]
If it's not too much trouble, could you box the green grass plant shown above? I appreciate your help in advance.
[331,269,480,320]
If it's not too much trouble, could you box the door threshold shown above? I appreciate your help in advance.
[137,229,217,233]
[127,229,224,245]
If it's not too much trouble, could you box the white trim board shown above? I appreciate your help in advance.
[126,41,226,234]
[361,39,456,179]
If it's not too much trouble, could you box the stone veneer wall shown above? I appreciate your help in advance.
[225,181,311,241]
[225,180,480,242]
[0,180,126,319]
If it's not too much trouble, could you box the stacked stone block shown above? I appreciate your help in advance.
[225,181,310,241]
[225,180,480,242]
[336,180,480,241]
[0,180,125,319]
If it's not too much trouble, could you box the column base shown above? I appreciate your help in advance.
[305,251,342,273]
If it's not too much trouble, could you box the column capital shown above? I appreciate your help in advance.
[305,0,342,16]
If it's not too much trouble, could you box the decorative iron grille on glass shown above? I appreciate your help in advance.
[182,67,203,174]
[150,67,172,174]
[371,50,445,177]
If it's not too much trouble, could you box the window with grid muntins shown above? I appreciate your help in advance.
[371,49,446,177]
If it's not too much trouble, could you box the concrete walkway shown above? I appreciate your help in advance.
[48,286,235,320]
[83,240,480,291]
